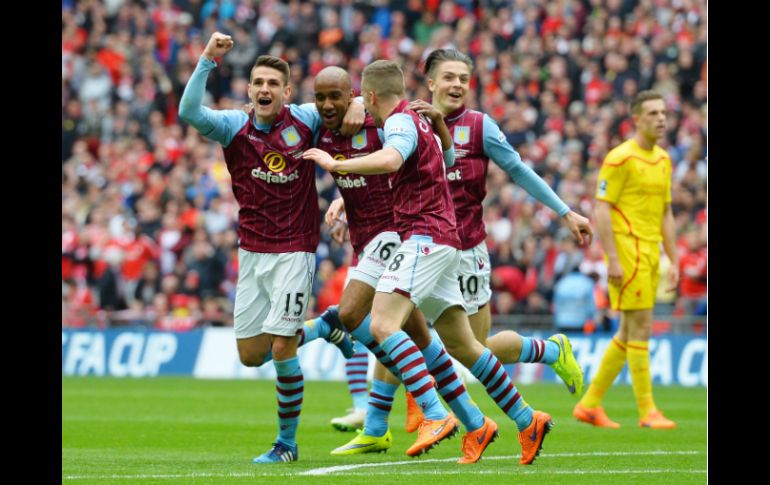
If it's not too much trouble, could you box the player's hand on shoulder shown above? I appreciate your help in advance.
[340,102,365,136]
[407,99,443,124]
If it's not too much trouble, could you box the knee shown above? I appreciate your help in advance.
[271,338,295,361]
[370,318,395,343]
[443,336,481,368]
[238,347,267,367]
[624,312,652,341]
[338,301,365,332]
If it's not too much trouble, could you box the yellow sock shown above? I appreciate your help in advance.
[581,337,627,408]
[627,340,656,418]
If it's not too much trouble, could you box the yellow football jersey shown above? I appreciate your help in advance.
[596,139,672,242]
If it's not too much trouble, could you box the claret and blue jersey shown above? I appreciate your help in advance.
[179,57,327,253]
[316,113,397,256]
[443,105,570,249]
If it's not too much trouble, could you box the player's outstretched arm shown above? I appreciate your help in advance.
[482,114,569,213]
[179,33,245,145]
[303,147,403,174]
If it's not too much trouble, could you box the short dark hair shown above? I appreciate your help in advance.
[251,55,290,86]
[424,49,474,78]
[630,90,664,115]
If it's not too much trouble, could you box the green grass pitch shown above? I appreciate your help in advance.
[63,377,706,484]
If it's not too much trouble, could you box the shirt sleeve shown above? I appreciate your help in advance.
[383,113,418,162]
[482,114,569,216]
[443,146,455,167]
[596,150,628,204]
[289,103,322,134]
[178,56,248,147]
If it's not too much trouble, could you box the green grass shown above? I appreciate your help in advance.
[62,377,706,484]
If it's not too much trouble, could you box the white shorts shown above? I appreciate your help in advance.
[458,241,492,315]
[375,235,466,323]
[233,249,315,338]
[345,231,402,289]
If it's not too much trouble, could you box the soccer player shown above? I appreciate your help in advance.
[311,67,497,464]
[409,48,592,397]
[304,60,553,465]
[312,66,412,434]
[352,47,593,443]
[178,32,361,464]
[573,90,679,429]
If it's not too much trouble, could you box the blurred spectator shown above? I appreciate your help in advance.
[134,261,162,307]
[552,231,585,283]
[552,267,596,332]
[183,237,226,297]
[677,226,707,316]
[316,260,347,314]
[199,295,232,327]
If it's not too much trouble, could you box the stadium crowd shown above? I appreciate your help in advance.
[61,0,707,331]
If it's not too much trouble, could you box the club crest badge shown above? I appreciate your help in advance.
[352,130,367,149]
[281,126,301,147]
[453,126,470,145]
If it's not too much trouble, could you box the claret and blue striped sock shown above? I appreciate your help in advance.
[274,357,304,447]
[519,336,559,364]
[421,336,484,432]
[363,379,399,437]
[470,348,532,431]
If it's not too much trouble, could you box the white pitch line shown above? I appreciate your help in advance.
[62,450,705,480]
[63,472,256,480]
[299,450,703,475]
[306,469,707,476]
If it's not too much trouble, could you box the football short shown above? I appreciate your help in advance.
[233,249,315,338]
[607,234,660,311]
[457,241,492,315]
[345,231,402,289]
[375,235,466,323]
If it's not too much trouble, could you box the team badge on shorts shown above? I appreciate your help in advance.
[454,126,470,145]
[281,126,301,147]
[352,130,367,149]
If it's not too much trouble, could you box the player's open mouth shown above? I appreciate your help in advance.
[322,111,337,121]
[258,98,272,106]
[448,92,463,99]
